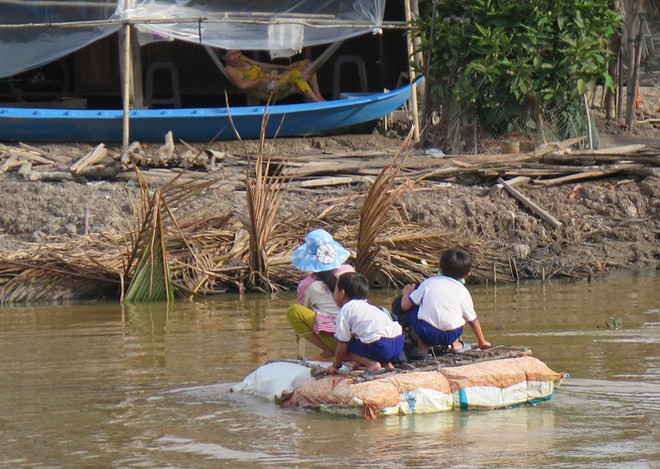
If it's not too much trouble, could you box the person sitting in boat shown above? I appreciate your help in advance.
[287,229,354,360]
[399,247,492,358]
[221,49,325,102]
[327,272,404,375]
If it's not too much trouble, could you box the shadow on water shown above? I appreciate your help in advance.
[0,270,657,467]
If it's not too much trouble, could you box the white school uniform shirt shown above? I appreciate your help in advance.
[409,275,477,331]
[304,280,340,316]
[335,299,403,344]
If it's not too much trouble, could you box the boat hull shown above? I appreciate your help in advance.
[0,82,414,143]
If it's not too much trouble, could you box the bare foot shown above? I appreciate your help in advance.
[451,339,463,351]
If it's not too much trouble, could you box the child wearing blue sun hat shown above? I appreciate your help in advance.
[287,229,354,360]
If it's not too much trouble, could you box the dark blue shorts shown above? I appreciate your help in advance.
[348,334,405,363]
[407,305,463,347]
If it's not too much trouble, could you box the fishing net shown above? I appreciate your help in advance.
[424,94,600,155]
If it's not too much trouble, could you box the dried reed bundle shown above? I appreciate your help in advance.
[0,264,116,303]
[355,131,414,281]
[0,135,529,304]
[124,192,173,303]
[119,164,220,302]
[243,114,291,294]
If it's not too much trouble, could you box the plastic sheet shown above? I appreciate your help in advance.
[0,0,120,78]
[0,0,385,78]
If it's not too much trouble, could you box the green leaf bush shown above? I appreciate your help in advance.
[417,0,622,135]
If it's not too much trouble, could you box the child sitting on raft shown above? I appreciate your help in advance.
[328,272,404,375]
[400,247,491,358]
[287,229,353,360]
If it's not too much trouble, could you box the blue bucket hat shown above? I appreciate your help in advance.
[291,229,350,272]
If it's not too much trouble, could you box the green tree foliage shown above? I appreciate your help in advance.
[417,0,622,133]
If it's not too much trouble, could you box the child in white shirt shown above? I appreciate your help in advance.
[400,248,491,356]
[328,272,404,375]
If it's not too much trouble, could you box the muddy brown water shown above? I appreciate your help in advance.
[0,271,658,468]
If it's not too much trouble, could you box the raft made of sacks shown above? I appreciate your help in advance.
[232,349,566,420]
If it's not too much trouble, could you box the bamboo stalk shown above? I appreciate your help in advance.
[0,18,410,30]
[120,23,132,151]
[404,0,420,142]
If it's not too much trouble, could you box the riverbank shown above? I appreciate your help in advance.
[0,132,657,287]
[0,84,658,295]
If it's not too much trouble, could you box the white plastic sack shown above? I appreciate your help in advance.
[231,362,313,401]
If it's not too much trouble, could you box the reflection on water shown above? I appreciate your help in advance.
[0,271,657,467]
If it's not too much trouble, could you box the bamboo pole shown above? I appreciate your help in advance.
[421,1,437,146]
[130,26,144,109]
[120,22,132,151]
[410,0,425,97]
[616,46,624,121]
[0,18,411,30]
[404,0,421,142]
[625,13,644,133]
[583,94,594,149]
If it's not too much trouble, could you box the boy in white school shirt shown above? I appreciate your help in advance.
[327,272,404,375]
[400,247,491,356]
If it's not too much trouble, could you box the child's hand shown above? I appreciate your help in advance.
[478,340,492,349]
[326,364,339,375]
[402,283,416,296]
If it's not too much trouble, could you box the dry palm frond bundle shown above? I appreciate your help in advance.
[120,165,218,302]
[0,134,523,304]
[120,164,236,299]
[242,115,291,294]
[0,236,123,304]
[372,231,496,287]
[0,262,116,303]
[123,191,173,303]
[355,131,414,282]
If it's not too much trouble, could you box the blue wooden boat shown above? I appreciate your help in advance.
[0,80,417,143]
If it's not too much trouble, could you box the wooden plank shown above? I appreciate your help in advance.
[71,144,108,173]
[491,176,531,193]
[541,153,659,165]
[532,168,621,186]
[529,136,587,156]
[8,149,54,165]
[289,175,375,188]
[1,155,21,172]
[583,144,647,155]
[497,177,562,229]
[27,171,76,182]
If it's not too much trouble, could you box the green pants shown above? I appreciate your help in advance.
[286,304,337,351]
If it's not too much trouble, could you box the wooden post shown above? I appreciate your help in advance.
[616,46,624,121]
[119,22,132,151]
[131,26,144,109]
[583,94,594,150]
[421,1,437,146]
[410,0,425,97]
[404,0,420,142]
[623,0,642,131]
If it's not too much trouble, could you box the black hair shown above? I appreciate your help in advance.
[336,272,369,300]
[440,248,472,280]
[316,270,338,292]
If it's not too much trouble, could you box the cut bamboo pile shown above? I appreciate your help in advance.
[1,136,657,189]
[0,134,656,194]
